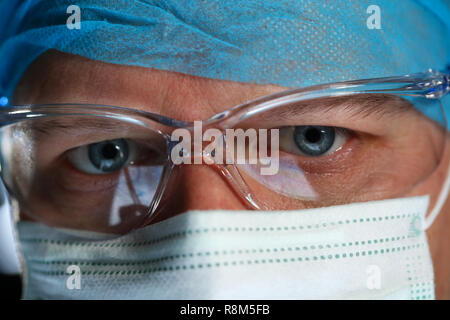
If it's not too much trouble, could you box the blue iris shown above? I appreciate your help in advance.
[293,126,335,156]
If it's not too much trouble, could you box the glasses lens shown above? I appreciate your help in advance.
[233,94,447,209]
[0,115,168,235]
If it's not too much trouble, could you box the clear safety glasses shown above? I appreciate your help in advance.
[0,70,449,235]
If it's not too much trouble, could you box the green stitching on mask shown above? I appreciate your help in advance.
[28,234,416,268]
[406,254,433,299]
[20,213,420,248]
[28,243,425,277]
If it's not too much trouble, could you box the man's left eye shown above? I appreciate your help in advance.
[67,138,138,174]
[279,125,349,157]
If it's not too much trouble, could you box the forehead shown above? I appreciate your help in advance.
[12,51,286,121]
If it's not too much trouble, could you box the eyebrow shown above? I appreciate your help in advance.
[26,94,415,137]
[29,117,134,137]
[268,94,415,121]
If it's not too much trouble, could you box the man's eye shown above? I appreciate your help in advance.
[279,125,349,157]
[67,139,137,174]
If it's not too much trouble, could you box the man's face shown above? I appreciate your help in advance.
[10,50,450,298]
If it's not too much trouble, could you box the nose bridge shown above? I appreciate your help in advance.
[148,116,257,222]
[183,163,246,207]
[152,162,248,222]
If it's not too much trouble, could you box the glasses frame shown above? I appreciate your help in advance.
[0,69,449,223]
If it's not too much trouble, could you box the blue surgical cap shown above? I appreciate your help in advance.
[0,0,449,105]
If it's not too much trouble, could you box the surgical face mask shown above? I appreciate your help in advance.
[17,195,437,300]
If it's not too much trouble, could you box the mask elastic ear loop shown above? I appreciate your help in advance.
[423,161,450,230]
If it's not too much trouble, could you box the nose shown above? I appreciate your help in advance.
[151,164,248,222]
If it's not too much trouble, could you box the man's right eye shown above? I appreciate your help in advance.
[67,139,138,174]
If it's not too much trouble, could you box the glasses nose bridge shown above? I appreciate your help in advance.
[146,116,275,215]
[155,127,263,213]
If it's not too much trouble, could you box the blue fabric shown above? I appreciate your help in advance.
[0,0,449,106]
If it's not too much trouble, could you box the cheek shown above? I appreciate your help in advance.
[378,115,447,203]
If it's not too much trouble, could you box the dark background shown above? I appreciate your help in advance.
[0,274,21,299]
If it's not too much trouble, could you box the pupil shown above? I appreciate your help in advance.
[304,128,322,143]
[102,143,118,159]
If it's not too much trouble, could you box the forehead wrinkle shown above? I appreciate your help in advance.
[14,51,286,122]
[155,71,285,121]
